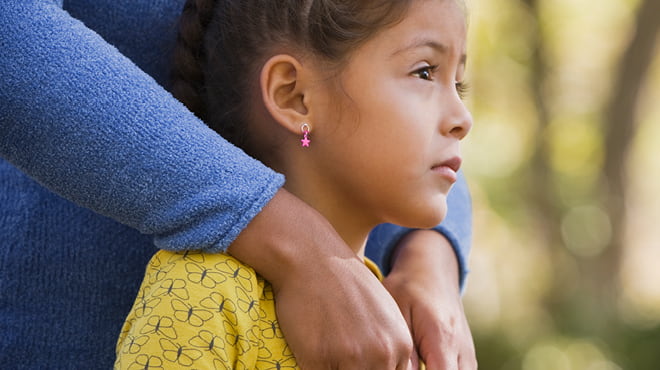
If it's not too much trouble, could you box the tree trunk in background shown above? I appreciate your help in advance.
[521,0,660,334]
[519,0,568,312]
[518,2,558,249]
[598,0,660,316]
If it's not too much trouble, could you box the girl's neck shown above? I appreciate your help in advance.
[282,173,376,258]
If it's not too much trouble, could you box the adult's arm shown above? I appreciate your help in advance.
[383,230,477,369]
[0,2,414,368]
[0,0,283,250]
[366,170,472,290]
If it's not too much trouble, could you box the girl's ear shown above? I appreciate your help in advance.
[260,54,312,135]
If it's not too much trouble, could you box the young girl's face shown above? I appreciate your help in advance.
[306,0,472,230]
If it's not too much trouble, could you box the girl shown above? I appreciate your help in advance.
[115,0,472,368]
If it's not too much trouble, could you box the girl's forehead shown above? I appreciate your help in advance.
[363,0,468,57]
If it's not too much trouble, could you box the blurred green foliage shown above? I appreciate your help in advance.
[462,0,660,368]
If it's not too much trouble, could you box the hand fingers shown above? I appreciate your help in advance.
[421,339,477,370]
[277,259,414,370]
[424,351,458,370]
[459,352,479,370]
[410,347,420,370]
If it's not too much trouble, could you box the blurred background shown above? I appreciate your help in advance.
[461,0,660,368]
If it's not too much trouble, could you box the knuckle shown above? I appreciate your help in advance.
[372,337,412,365]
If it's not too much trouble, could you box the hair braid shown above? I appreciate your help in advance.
[171,0,216,120]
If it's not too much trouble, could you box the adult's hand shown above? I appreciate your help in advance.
[228,189,414,369]
[383,229,477,370]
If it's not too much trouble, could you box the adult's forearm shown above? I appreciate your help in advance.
[383,229,477,368]
[0,1,283,251]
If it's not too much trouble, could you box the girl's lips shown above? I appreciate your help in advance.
[431,156,462,183]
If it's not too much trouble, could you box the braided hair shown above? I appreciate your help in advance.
[171,0,413,153]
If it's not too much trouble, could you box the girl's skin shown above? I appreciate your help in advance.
[228,0,476,368]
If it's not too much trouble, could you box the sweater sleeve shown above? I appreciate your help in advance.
[0,0,284,252]
[365,171,472,291]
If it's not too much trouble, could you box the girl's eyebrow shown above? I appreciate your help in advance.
[390,38,467,65]
[391,38,448,56]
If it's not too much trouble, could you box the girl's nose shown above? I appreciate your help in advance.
[441,92,472,140]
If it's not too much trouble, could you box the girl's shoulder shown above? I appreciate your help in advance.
[146,250,264,296]
[117,250,283,368]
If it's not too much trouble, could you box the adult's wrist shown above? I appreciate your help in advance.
[388,229,461,295]
[226,188,356,288]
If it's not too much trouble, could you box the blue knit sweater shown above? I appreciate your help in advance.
[0,0,471,368]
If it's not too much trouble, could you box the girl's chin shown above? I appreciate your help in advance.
[393,207,448,230]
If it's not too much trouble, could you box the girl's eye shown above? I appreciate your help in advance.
[412,65,437,81]
[456,81,469,99]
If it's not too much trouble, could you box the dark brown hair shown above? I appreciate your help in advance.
[171,0,413,153]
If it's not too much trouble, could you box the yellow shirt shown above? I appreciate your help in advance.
[115,250,383,369]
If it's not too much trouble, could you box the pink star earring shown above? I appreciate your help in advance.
[300,123,311,147]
